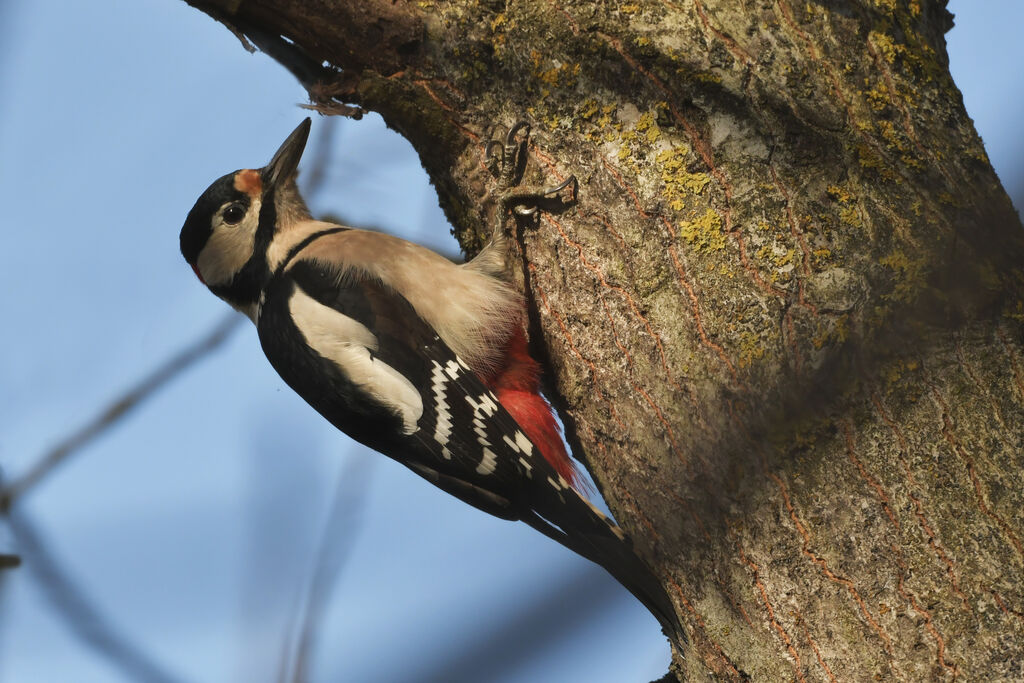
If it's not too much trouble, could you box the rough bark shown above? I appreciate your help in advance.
[183,0,1024,679]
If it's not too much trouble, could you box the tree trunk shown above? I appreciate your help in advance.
[183,0,1024,679]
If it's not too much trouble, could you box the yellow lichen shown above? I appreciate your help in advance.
[827,185,853,203]
[812,315,849,349]
[839,205,862,228]
[578,99,599,120]
[680,209,725,253]
[864,86,890,112]
[738,331,766,368]
[657,147,710,211]
[879,249,926,302]
[635,111,661,143]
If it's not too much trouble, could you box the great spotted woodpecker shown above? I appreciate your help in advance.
[179,118,684,647]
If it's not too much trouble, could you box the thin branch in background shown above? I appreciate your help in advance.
[0,312,243,510]
[6,509,186,683]
[279,457,373,683]
[417,564,624,683]
[0,554,20,570]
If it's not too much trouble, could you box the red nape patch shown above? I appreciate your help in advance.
[484,327,582,489]
[191,264,206,285]
[233,168,262,196]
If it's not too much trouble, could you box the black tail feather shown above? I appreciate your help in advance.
[522,511,687,650]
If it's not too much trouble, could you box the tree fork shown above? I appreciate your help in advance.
[182,1,1024,679]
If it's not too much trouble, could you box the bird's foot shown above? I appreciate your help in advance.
[485,121,577,228]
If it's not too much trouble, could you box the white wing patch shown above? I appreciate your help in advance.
[289,286,423,434]
[465,391,501,475]
[430,360,459,459]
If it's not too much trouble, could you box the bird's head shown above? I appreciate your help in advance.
[180,118,312,308]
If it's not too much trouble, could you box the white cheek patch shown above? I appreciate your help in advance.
[197,198,262,287]
[289,287,423,434]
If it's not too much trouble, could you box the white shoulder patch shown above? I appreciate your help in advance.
[288,286,423,434]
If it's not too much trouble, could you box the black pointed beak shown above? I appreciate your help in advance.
[263,118,311,189]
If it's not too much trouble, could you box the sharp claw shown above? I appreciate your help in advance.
[489,121,577,237]
[485,140,504,163]
[542,175,577,199]
[506,121,531,146]
[485,140,505,176]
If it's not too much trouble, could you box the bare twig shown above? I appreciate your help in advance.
[7,509,186,683]
[280,458,373,683]
[0,554,20,569]
[0,313,243,509]
[415,563,623,683]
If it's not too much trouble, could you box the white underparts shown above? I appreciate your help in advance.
[288,286,423,434]
[282,226,522,376]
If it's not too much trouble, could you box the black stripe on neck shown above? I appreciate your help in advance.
[275,227,348,276]
[210,192,281,308]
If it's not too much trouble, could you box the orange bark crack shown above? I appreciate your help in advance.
[600,298,636,370]
[773,0,843,107]
[715,574,756,629]
[412,80,480,141]
[734,539,807,681]
[542,213,686,394]
[668,244,741,382]
[666,576,745,678]
[797,618,838,683]
[598,158,742,382]
[938,412,1024,558]
[953,333,1007,429]
[619,488,660,540]
[926,374,1024,559]
[531,270,627,430]
[769,473,897,659]
[841,420,900,529]
[891,545,960,680]
[539,214,691,460]
[584,211,631,255]
[871,393,973,613]
[784,310,803,378]
[668,490,712,542]
[995,326,1024,402]
[989,588,1024,624]
[690,0,754,65]
[544,0,581,35]
[768,164,818,305]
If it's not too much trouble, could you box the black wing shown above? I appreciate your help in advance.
[257,259,568,518]
[257,258,684,642]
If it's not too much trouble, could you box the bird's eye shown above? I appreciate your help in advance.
[222,204,246,225]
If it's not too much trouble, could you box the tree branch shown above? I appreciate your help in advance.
[0,313,243,510]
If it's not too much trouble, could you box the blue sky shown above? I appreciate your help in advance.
[0,2,1020,682]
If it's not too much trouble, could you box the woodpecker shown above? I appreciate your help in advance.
[180,118,684,647]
